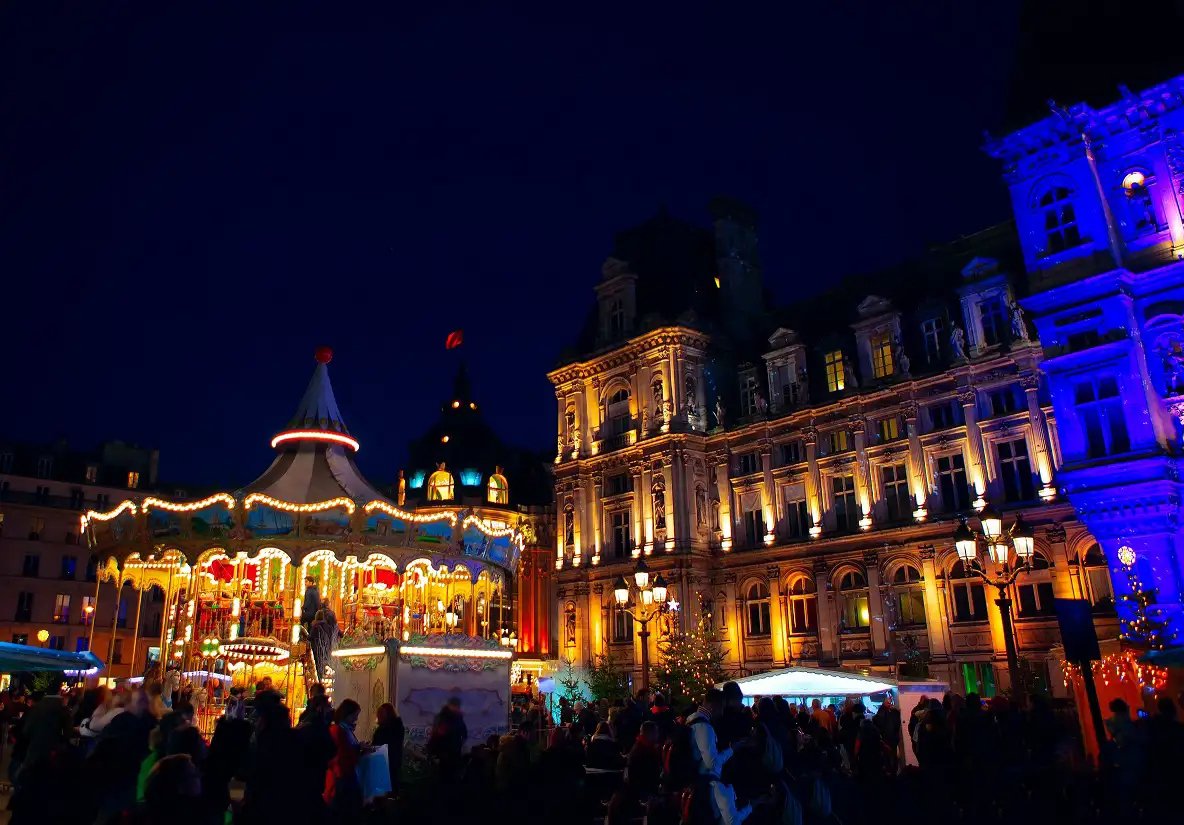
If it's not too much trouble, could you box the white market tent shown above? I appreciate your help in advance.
[726,665,898,698]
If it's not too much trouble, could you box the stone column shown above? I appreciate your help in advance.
[661,459,676,552]
[814,561,839,662]
[555,390,567,461]
[852,417,872,524]
[1020,372,1054,492]
[669,345,681,419]
[1044,522,1076,598]
[760,444,775,541]
[919,547,951,663]
[573,387,588,458]
[903,401,929,514]
[714,454,734,551]
[766,565,788,667]
[804,426,823,534]
[573,484,587,567]
[630,463,644,557]
[641,462,654,554]
[958,387,989,500]
[589,475,602,565]
[864,551,888,654]
[576,583,592,668]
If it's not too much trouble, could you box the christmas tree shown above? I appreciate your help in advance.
[652,603,729,708]
[1119,562,1172,650]
[557,655,586,703]
[585,648,631,702]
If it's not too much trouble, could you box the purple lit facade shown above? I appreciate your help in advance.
[992,75,1184,644]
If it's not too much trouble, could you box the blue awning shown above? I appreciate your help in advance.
[0,642,104,674]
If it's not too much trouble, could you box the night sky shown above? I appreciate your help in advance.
[2,2,1179,489]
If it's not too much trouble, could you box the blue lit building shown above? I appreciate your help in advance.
[990,75,1184,646]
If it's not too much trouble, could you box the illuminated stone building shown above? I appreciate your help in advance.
[550,201,1119,695]
[992,74,1184,645]
[0,440,167,679]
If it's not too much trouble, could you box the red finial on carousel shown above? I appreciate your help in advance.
[315,346,333,364]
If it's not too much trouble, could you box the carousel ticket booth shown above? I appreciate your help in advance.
[82,349,527,730]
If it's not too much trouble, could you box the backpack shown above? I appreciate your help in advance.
[662,716,708,791]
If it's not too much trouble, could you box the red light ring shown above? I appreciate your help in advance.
[270,430,360,452]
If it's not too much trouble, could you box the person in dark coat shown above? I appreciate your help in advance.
[371,702,405,791]
[241,702,306,825]
[91,688,156,822]
[427,696,468,783]
[713,681,753,751]
[625,721,662,798]
[586,722,624,769]
[204,697,252,817]
[301,576,322,627]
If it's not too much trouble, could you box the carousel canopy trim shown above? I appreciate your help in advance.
[243,493,357,514]
[270,430,360,452]
[365,499,457,525]
[81,499,137,528]
[0,642,104,674]
[725,666,897,697]
[398,645,513,660]
[142,494,236,513]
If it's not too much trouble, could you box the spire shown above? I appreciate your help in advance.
[452,360,472,404]
[270,347,360,452]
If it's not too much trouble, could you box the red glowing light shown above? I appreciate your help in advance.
[270,430,360,452]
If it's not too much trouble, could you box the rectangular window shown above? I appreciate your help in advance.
[778,441,802,466]
[878,417,901,442]
[53,593,70,624]
[22,554,40,576]
[60,556,77,580]
[786,497,809,539]
[980,297,1006,346]
[997,439,1035,503]
[842,593,870,631]
[604,473,630,497]
[610,511,630,559]
[829,430,851,453]
[75,638,90,653]
[127,471,140,489]
[936,453,971,512]
[86,558,98,582]
[922,318,943,364]
[882,463,911,522]
[742,507,763,547]
[897,588,926,626]
[989,388,1019,416]
[930,402,957,430]
[85,465,98,483]
[82,596,96,625]
[871,331,894,378]
[613,608,633,643]
[790,594,817,634]
[11,634,27,646]
[832,474,859,532]
[737,453,760,475]
[148,613,162,636]
[69,489,84,509]
[48,635,65,651]
[28,517,44,540]
[739,375,759,417]
[1017,581,1056,616]
[953,580,988,621]
[825,350,845,393]
[15,592,33,622]
[112,639,123,664]
[962,662,996,698]
[96,494,110,510]
[36,456,53,478]
[0,452,12,473]
[1075,377,1130,458]
[116,597,128,629]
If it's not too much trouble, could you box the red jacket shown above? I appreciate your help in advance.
[323,724,360,803]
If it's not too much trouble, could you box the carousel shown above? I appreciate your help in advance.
[81,348,525,718]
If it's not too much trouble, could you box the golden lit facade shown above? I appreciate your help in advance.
[550,225,1120,697]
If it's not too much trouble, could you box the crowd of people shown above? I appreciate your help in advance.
[1,676,406,825]
[2,674,1183,825]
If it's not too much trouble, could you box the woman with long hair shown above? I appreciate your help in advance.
[324,699,363,823]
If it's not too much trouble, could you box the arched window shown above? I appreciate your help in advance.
[746,583,771,636]
[1122,171,1157,233]
[1035,182,1082,256]
[612,603,633,642]
[487,472,508,505]
[1016,552,1055,617]
[427,466,454,501]
[787,576,817,636]
[838,570,870,631]
[891,565,926,627]
[1081,544,1114,610]
[949,560,988,622]
[607,388,632,436]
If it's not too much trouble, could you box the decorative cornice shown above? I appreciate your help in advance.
[918,545,936,561]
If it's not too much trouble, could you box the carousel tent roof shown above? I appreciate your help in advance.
[0,642,103,674]
[725,666,898,697]
[242,349,390,504]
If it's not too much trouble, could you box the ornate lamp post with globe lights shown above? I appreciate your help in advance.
[953,505,1035,698]
[613,557,679,692]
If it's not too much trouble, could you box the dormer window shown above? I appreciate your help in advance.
[978,296,1007,347]
[607,298,626,338]
[825,350,845,393]
[738,373,759,417]
[1121,170,1157,233]
[870,332,894,378]
[427,464,455,501]
[607,388,632,436]
[487,470,508,505]
[1036,182,1082,256]
[921,317,943,364]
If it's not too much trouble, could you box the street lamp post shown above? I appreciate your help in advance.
[954,506,1035,700]
[613,558,678,693]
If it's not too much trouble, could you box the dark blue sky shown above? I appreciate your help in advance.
[0,2,1160,488]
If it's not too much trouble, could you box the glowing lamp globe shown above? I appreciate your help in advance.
[651,574,668,605]
[1117,545,1137,567]
[988,543,1010,565]
[36,629,49,643]
[979,504,1002,541]
[613,575,630,606]
[633,557,650,590]
[1010,515,1035,561]
[314,346,333,364]
[954,521,977,563]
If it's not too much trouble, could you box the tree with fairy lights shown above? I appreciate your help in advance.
[652,601,729,708]
[1118,551,1172,650]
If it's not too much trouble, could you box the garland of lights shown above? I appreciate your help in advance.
[142,494,236,513]
[1061,650,1169,697]
[81,500,138,528]
[364,500,457,525]
[242,493,357,515]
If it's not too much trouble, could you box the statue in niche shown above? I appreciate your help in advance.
[893,336,911,376]
[843,359,860,389]
[652,481,667,530]
[1155,337,1184,394]
[695,486,708,529]
[651,379,664,412]
[564,507,574,547]
[662,396,672,422]
[754,390,768,416]
[572,427,582,454]
[950,324,967,360]
[1009,301,1030,342]
[714,397,726,430]
[556,435,565,457]
[564,603,577,647]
